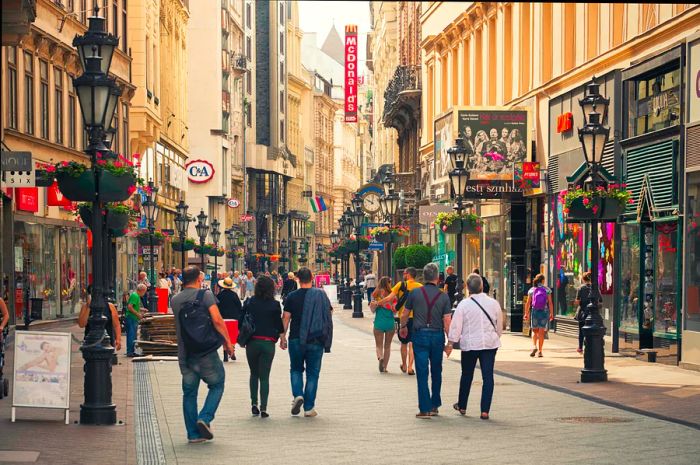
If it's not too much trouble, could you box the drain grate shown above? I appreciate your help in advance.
[134,363,167,465]
[555,416,634,424]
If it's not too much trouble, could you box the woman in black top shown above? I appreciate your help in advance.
[281,272,298,304]
[217,277,243,361]
[77,285,122,358]
[244,275,284,418]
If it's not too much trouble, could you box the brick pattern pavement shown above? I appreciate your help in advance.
[143,310,700,465]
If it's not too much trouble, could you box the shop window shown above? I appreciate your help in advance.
[68,77,77,148]
[655,222,678,335]
[619,224,641,331]
[555,197,585,316]
[39,60,49,140]
[686,172,700,331]
[627,67,681,137]
[24,51,34,135]
[54,68,63,144]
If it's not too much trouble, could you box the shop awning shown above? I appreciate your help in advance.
[623,139,678,220]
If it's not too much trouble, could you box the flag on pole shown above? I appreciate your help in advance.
[310,196,328,213]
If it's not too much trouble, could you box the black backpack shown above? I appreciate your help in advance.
[237,301,256,348]
[395,281,409,312]
[178,289,222,357]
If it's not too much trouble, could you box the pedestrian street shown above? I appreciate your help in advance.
[138,310,700,465]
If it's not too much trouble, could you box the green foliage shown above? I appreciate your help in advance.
[403,244,433,270]
[393,246,407,270]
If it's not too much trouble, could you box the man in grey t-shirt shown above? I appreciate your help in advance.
[170,266,233,443]
[401,263,452,418]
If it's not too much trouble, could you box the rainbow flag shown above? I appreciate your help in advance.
[310,196,328,213]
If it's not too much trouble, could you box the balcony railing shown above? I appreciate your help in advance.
[382,65,421,125]
[231,53,247,72]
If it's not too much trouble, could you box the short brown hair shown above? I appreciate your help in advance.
[582,271,592,283]
[533,273,545,286]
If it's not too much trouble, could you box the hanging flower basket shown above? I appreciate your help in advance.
[172,238,196,252]
[137,230,165,246]
[434,212,481,235]
[35,169,55,187]
[209,246,225,257]
[560,184,630,223]
[78,205,131,232]
[369,225,409,243]
[57,171,136,202]
[279,257,290,263]
[194,244,210,255]
[565,197,624,222]
[298,256,308,264]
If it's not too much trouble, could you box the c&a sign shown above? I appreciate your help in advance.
[186,159,215,184]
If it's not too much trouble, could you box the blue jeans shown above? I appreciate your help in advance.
[125,318,138,355]
[180,351,226,440]
[288,339,324,411]
[458,349,497,414]
[412,329,445,413]
[366,287,375,303]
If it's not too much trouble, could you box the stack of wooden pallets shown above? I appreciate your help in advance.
[136,314,179,357]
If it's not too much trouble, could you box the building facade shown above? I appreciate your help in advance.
[1,0,134,323]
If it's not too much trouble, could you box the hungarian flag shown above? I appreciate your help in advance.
[310,196,328,213]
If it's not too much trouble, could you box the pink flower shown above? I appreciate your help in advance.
[582,198,590,206]
[127,185,136,195]
[114,161,123,168]
[564,208,570,214]
[592,205,599,214]
[133,153,140,159]
[96,152,103,159]
[628,199,634,204]
[62,161,69,167]
[442,225,447,232]
[691,221,698,229]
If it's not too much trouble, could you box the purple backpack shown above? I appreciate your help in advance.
[532,286,548,310]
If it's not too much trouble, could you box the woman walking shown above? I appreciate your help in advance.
[244,271,256,300]
[448,274,502,419]
[281,272,297,304]
[217,277,243,362]
[371,277,396,373]
[243,275,285,418]
[524,273,554,357]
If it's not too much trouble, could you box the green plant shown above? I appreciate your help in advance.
[559,183,632,214]
[404,244,433,269]
[368,225,409,237]
[433,211,481,232]
[137,229,164,241]
[393,246,407,270]
[54,160,89,177]
[342,237,369,251]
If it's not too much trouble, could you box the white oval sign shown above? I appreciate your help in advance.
[227,198,240,208]
[186,159,215,183]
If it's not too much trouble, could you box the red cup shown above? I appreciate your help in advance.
[224,319,239,345]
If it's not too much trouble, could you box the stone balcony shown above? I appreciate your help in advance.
[382,65,421,133]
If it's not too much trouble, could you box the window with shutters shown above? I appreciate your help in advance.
[626,67,680,138]
[24,52,34,135]
[54,68,64,144]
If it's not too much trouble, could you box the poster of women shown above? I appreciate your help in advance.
[13,331,71,409]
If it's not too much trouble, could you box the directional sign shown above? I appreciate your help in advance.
[368,241,384,251]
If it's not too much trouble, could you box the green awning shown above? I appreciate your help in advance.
[624,140,678,217]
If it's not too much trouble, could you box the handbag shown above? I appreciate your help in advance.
[237,302,256,348]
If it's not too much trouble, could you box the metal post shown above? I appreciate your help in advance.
[343,253,352,309]
[80,128,116,425]
[200,238,206,272]
[455,199,464,303]
[148,222,157,313]
[352,239,364,317]
[180,232,186,272]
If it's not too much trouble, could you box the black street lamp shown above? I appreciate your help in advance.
[140,180,160,313]
[578,79,610,383]
[195,209,209,273]
[74,7,120,425]
[448,138,472,303]
[279,238,289,274]
[350,194,366,318]
[380,167,400,278]
[246,235,255,270]
[211,219,221,283]
[175,199,190,273]
[340,210,354,309]
[226,227,239,272]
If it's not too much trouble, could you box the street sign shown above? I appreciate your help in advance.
[368,241,384,251]
[1,151,32,172]
[227,198,240,208]
[2,169,35,187]
[241,213,254,222]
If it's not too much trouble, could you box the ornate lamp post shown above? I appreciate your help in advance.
[380,167,401,278]
[340,210,354,309]
[74,7,120,425]
[140,180,160,313]
[350,194,367,318]
[246,235,255,271]
[175,199,190,273]
[225,227,238,272]
[578,79,610,383]
[279,238,289,275]
[211,219,221,283]
[195,209,209,273]
[447,138,472,303]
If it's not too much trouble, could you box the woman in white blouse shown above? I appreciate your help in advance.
[448,273,503,420]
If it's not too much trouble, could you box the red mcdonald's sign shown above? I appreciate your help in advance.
[344,24,358,123]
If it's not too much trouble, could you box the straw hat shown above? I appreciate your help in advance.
[218,277,237,289]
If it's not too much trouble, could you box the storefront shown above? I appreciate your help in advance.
[682,33,700,370]
[547,72,618,337]
[617,46,684,364]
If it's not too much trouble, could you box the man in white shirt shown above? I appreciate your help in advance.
[448,273,503,420]
[364,272,377,303]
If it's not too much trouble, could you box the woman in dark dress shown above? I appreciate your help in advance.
[281,272,298,304]
[217,277,243,361]
[244,275,285,418]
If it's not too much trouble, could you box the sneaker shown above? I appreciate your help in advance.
[530,349,537,357]
[538,352,543,358]
[429,408,439,416]
[196,420,213,440]
[260,411,269,419]
[304,409,318,417]
[291,396,304,416]
[251,405,260,416]
[188,438,207,444]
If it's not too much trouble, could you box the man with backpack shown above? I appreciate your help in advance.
[171,266,234,443]
[371,267,422,375]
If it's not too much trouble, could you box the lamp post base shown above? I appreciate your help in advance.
[148,290,159,314]
[352,289,364,318]
[343,286,353,309]
[580,309,608,383]
[80,345,117,425]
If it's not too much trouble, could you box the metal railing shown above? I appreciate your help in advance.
[382,65,421,121]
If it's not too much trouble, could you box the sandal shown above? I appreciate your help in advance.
[530,349,537,357]
[538,352,543,358]
[480,413,490,420]
[400,364,407,373]
[407,369,415,376]
[453,403,466,415]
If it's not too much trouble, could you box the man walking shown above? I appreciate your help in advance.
[125,284,147,357]
[364,271,377,304]
[443,266,458,307]
[171,266,234,443]
[371,267,422,375]
[400,263,452,418]
[282,267,333,417]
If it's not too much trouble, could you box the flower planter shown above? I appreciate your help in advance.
[566,197,623,222]
[79,206,130,232]
[35,170,55,187]
[443,219,478,234]
[211,250,225,257]
[137,235,164,246]
[57,171,135,202]
[172,241,195,252]
[194,245,209,255]
[374,232,392,243]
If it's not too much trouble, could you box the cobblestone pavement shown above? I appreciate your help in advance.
[144,309,700,465]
